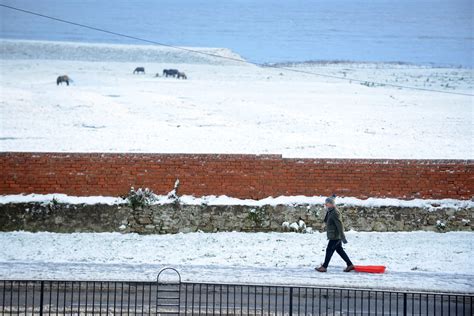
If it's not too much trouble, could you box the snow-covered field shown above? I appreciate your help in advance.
[1,40,472,158]
[0,231,472,293]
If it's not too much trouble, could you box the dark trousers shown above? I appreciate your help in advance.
[323,240,353,268]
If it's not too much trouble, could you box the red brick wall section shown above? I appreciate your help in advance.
[0,152,473,200]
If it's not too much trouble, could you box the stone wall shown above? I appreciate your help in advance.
[1,202,472,233]
[1,152,473,200]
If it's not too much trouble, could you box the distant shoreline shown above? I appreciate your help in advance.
[2,0,471,68]
[265,60,469,70]
[1,38,470,69]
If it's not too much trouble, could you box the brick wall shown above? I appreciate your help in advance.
[1,152,473,200]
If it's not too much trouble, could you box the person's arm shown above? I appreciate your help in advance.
[333,212,347,242]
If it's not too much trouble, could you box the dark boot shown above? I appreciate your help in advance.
[315,266,327,272]
[344,264,355,272]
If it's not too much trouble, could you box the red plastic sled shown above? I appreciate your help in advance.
[354,265,386,273]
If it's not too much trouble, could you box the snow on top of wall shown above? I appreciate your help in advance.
[0,194,124,205]
[0,193,472,209]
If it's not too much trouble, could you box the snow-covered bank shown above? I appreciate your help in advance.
[0,231,472,293]
[1,40,472,158]
[1,193,473,210]
[0,40,244,65]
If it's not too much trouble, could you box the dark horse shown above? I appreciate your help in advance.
[163,69,179,77]
[56,75,70,86]
[133,67,145,74]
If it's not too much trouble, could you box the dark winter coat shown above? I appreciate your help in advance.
[324,207,346,240]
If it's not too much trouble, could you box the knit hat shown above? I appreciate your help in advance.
[325,195,336,205]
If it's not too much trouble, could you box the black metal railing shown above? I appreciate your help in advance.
[1,279,472,315]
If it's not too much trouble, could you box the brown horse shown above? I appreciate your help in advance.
[177,71,187,80]
[56,75,70,86]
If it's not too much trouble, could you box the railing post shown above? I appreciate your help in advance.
[39,281,44,316]
[403,293,407,316]
[289,287,293,316]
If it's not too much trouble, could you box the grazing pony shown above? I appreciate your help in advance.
[177,72,187,80]
[56,75,70,86]
[133,67,145,74]
[163,69,179,77]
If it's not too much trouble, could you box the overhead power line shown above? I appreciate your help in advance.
[1,3,472,97]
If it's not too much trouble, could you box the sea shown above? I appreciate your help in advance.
[0,0,472,67]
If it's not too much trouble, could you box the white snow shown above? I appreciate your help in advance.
[289,222,300,231]
[0,231,472,293]
[1,193,472,210]
[1,40,472,159]
[298,219,306,229]
[304,227,313,234]
[0,193,124,205]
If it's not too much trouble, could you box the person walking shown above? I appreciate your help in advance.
[315,195,355,272]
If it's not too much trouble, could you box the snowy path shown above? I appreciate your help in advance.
[1,261,471,294]
[0,231,472,293]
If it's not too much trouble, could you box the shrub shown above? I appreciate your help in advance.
[435,220,446,232]
[45,196,60,211]
[126,187,156,210]
[248,208,266,227]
